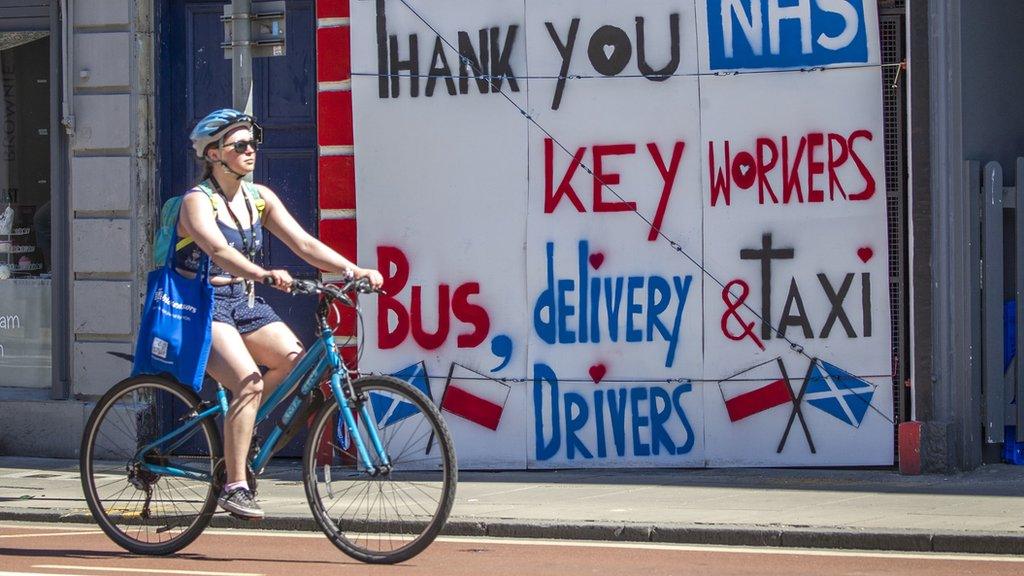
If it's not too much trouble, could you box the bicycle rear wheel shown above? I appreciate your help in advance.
[303,375,457,564]
[80,376,222,555]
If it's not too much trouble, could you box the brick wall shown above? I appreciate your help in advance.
[316,0,358,366]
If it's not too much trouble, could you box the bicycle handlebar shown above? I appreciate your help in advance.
[261,275,381,302]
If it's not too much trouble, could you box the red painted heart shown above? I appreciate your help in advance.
[731,152,757,190]
[588,364,607,385]
[857,246,874,263]
[589,253,605,270]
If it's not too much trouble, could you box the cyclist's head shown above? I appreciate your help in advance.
[191,109,263,180]
[190,109,262,158]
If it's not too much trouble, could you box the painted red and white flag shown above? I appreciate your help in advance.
[718,357,794,423]
[440,363,511,431]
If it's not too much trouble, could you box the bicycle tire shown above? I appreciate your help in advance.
[80,375,222,555]
[303,375,457,564]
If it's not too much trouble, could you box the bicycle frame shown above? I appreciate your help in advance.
[135,299,390,483]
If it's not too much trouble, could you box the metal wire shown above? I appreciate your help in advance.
[349,61,905,82]
[342,0,897,425]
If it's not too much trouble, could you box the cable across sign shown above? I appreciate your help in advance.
[349,0,891,469]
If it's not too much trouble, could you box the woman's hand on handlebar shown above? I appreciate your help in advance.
[261,269,294,292]
[351,267,384,290]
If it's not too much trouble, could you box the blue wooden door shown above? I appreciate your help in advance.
[157,0,318,457]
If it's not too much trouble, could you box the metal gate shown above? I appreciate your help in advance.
[978,159,1024,449]
[880,1,910,457]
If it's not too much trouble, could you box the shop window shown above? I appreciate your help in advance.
[1,32,51,388]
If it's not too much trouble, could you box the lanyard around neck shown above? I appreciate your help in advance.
[210,178,257,260]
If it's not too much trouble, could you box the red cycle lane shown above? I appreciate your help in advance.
[2,523,1024,576]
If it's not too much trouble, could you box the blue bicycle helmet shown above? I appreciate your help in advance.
[189,108,263,159]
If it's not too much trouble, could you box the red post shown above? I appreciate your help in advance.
[898,421,922,475]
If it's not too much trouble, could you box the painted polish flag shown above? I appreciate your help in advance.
[718,357,794,422]
[440,363,511,431]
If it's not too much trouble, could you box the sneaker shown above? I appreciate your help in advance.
[217,488,264,520]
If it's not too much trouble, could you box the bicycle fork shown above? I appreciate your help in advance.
[324,329,391,476]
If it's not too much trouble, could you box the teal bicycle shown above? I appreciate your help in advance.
[79,277,457,564]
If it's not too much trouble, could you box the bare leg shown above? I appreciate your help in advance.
[241,321,303,401]
[205,322,263,485]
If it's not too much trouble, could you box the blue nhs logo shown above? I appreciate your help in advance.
[707,0,869,70]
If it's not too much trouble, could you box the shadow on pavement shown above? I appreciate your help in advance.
[448,466,1024,498]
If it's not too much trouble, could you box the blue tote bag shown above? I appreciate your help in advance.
[132,225,214,392]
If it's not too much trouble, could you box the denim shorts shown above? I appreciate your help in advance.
[212,282,282,335]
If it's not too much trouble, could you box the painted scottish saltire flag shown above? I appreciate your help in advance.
[370,361,433,428]
[804,360,876,427]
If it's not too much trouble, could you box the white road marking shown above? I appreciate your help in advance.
[34,566,262,576]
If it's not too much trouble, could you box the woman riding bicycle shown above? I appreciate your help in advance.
[179,108,383,519]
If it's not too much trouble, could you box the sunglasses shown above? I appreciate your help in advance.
[226,139,259,154]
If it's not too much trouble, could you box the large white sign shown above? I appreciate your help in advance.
[350,0,892,468]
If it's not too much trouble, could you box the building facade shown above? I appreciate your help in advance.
[1,0,151,455]
[0,0,1018,473]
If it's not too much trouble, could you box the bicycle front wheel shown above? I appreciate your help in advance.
[303,375,457,564]
[80,376,222,555]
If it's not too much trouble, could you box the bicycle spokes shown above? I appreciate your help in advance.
[81,377,221,555]
[303,376,456,564]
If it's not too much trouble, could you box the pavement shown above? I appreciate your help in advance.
[1,456,1023,555]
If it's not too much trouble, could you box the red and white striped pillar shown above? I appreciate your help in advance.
[316,0,358,366]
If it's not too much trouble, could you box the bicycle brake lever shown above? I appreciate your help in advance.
[289,279,319,295]
[353,277,380,294]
